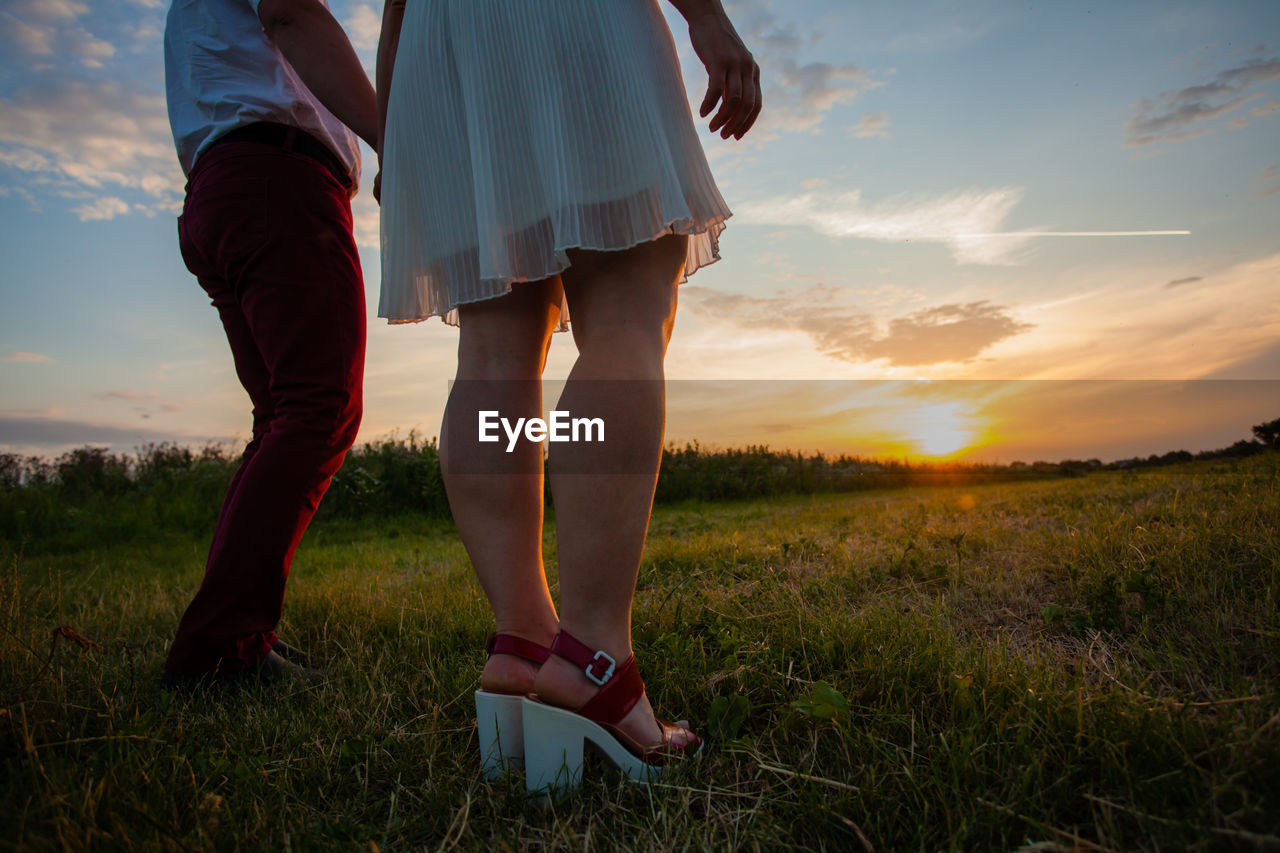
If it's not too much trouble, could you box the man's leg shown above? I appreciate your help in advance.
[165,146,366,677]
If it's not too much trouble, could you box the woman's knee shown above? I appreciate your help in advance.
[563,235,684,349]
[457,284,561,378]
[577,321,672,367]
[570,285,678,368]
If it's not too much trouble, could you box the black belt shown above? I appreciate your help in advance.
[210,122,351,187]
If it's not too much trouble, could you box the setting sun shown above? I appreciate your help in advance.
[901,401,978,459]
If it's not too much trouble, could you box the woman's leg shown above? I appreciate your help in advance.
[443,280,563,693]
[535,234,694,747]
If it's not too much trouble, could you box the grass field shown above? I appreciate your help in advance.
[2,453,1278,850]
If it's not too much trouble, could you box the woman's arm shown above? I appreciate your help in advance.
[376,0,407,164]
[665,0,761,139]
[373,0,407,201]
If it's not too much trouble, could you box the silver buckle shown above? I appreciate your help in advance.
[585,650,616,686]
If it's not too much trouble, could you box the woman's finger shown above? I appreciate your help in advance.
[710,64,743,134]
[700,66,724,118]
[724,67,753,138]
[733,62,762,138]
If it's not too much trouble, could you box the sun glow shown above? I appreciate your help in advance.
[898,401,982,460]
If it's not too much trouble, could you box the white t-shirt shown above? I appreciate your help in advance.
[165,0,361,190]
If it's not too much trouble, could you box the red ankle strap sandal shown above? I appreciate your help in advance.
[521,629,702,797]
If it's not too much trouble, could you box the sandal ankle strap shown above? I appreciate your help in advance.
[484,633,551,665]
[551,630,644,726]
[552,631,623,684]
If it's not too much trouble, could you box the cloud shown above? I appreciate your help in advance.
[343,3,381,51]
[746,57,878,141]
[9,0,89,20]
[0,415,225,450]
[0,0,178,216]
[703,1,881,142]
[1125,56,1280,146]
[99,389,187,415]
[2,12,55,54]
[850,112,891,138]
[1201,340,1280,380]
[1164,276,1202,289]
[682,284,1031,367]
[99,390,156,403]
[877,0,1003,55]
[967,251,1280,381]
[2,351,52,363]
[351,187,380,249]
[0,79,183,213]
[861,303,1033,366]
[1258,164,1280,199]
[73,195,131,221]
[736,187,1031,264]
[66,25,115,67]
[1,0,118,68]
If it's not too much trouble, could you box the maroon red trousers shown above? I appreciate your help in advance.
[164,139,366,676]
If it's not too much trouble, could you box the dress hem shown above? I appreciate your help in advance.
[380,213,728,328]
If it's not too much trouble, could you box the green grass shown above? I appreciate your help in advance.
[2,455,1278,850]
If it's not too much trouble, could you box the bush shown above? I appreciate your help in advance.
[318,433,448,520]
[3,417,1272,549]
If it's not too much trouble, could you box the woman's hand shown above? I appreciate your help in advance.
[686,12,761,140]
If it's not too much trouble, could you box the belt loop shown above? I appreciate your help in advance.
[282,125,298,152]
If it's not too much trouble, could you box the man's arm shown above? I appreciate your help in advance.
[257,0,379,148]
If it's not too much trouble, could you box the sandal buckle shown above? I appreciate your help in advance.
[585,650,616,686]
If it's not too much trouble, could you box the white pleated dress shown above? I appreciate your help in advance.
[378,0,731,326]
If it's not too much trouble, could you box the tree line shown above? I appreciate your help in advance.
[2,418,1275,552]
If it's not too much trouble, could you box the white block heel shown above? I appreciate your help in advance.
[521,697,663,798]
[473,633,553,779]
[474,690,525,779]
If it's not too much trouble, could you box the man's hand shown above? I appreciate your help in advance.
[257,0,379,148]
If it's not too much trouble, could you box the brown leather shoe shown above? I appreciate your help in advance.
[271,639,316,668]
[251,650,322,685]
[161,650,321,691]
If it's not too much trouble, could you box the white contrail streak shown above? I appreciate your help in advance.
[956,230,1191,238]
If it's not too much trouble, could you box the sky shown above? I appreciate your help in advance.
[1,0,1278,463]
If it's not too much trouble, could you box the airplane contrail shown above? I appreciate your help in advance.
[955,230,1191,237]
